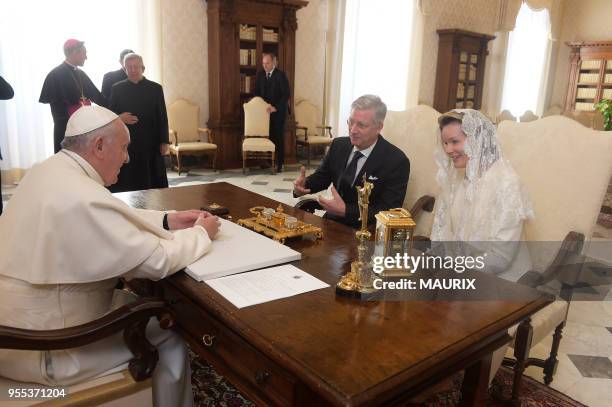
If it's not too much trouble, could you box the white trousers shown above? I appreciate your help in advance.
[0,289,194,407]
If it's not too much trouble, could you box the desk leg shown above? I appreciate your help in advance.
[459,352,492,407]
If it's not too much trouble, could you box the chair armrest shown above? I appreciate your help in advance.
[197,127,213,144]
[295,198,323,213]
[0,297,174,381]
[316,126,333,138]
[409,195,435,219]
[169,129,178,146]
[519,231,585,291]
[296,126,308,140]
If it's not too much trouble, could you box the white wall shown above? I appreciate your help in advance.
[295,0,328,119]
[417,0,500,109]
[159,0,612,124]
[161,0,208,126]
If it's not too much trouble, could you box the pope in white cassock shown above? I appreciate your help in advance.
[0,106,221,407]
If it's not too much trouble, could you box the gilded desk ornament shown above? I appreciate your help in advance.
[373,208,416,278]
[237,204,323,244]
[336,174,377,299]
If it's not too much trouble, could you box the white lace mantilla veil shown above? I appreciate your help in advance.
[430,109,534,241]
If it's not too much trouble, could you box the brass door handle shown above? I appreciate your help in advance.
[202,334,216,347]
[255,371,270,385]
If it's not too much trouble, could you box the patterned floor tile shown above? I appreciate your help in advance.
[606,327,612,335]
[567,355,612,379]
[272,188,292,193]
[251,181,268,185]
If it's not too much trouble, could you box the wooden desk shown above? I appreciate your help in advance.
[117,183,553,406]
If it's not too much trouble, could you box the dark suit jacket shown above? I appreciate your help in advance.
[101,68,127,98]
[304,136,410,228]
[0,75,14,160]
[253,68,290,117]
[0,76,14,100]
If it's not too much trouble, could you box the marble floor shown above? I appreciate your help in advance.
[2,161,611,406]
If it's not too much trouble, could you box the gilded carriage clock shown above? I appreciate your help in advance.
[373,208,416,277]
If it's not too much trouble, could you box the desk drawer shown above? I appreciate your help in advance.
[164,284,296,406]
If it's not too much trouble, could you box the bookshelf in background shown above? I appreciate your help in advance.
[433,29,495,113]
[207,0,306,169]
[239,24,258,98]
[565,41,612,112]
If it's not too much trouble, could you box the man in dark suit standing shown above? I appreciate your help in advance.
[254,53,290,172]
[101,49,134,98]
[293,95,410,229]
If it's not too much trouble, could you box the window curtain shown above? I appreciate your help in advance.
[500,2,551,117]
[0,0,161,184]
[334,0,417,138]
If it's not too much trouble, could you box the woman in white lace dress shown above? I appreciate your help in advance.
[431,109,534,282]
[430,109,534,385]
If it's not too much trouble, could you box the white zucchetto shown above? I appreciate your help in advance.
[65,105,119,137]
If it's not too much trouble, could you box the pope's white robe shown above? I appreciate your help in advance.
[0,150,212,407]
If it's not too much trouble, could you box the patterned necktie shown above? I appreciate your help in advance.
[339,151,364,192]
[266,72,271,80]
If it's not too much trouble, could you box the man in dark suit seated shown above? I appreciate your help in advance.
[293,94,410,228]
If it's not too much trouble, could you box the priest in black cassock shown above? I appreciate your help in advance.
[101,48,133,98]
[109,53,169,193]
[39,39,107,153]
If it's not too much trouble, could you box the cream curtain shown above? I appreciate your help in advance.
[500,2,552,116]
[0,0,162,184]
[498,0,562,40]
[326,0,418,138]
[324,0,347,137]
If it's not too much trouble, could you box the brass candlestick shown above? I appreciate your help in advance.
[336,174,377,299]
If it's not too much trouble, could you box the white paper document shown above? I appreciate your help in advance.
[205,265,329,308]
[185,218,302,281]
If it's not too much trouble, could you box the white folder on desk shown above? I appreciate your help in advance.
[185,218,302,281]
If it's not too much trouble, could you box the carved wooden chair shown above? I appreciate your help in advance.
[242,97,275,174]
[168,99,217,175]
[542,104,562,117]
[0,298,173,406]
[519,110,539,122]
[496,109,517,123]
[562,110,605,130]
[294,100,333,167]
[383,105,440,235]
[497,116,612,403]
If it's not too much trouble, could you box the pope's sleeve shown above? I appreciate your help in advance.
[132,208,165,226]
[123,225,212,280]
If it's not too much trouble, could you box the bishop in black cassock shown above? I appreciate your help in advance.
[109,53,169,193]
[39,39,107,153]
